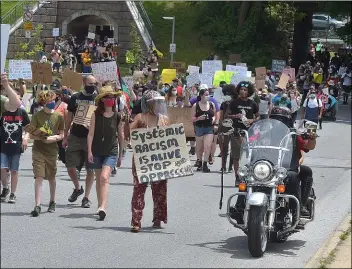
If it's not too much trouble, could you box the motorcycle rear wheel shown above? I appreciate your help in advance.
[248,206,268,257]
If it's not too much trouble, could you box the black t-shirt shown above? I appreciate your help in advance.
[67,92,97,137]
[1,108,30,154]
[131,99,142,116]
[227,98,258,130]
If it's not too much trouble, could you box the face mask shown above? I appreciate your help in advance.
[171,91,177,96]
[46,101,55,109]
[85,85,96,94]
[104,99,115,107]
[310,94,316,99]
[62,89,68,94]
[204,96,210,101]
[165,87,169,92]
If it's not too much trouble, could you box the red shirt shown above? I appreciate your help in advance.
[297,136,309,153]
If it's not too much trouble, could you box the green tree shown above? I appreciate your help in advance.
[15,24,44,60]
[125,23,143,64]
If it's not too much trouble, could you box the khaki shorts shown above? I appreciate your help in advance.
[65,135,93,169]
[32,150,57,180]
[230,136,243,159]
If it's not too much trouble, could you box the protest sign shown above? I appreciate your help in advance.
[199,73,213,88]
[313,73,323,84]
[170,61,186,70]
[186,72,200,87]
[133,71,144,80]
[277,73,290,89]
[228,54,241,64]
[230,74,247,87]
[22,93,32,112]
[62,69,83,91]
[31,62,52,84]
[213,71,235,86]
[91,61,118,83]
[202,60,222,75]
[8,60,32,80]
[24,124,49,139]
[131,123,193,184]
[248,77,256,84]
[255,67,267,80]
[161,69,176,84]
[236,63,247,67]
[187,65,200,74]
[73,103,96,126]
[247,71,252,77]
[226,65,247,77]
[168,107,194,137]
[272,59,286,73]
[88,32,95,39]
[1,24,10,72]
[107,38,114,44]
[282,67,295,82]
[122,76,134,89]
[255,79,266,90]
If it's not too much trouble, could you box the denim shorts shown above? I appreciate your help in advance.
[92,155,117,169]
[0,153,21,171]
[195,126,213,137]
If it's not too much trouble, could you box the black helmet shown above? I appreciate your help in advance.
[270,106,293,128]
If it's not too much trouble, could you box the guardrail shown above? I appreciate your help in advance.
[1,1,38,26]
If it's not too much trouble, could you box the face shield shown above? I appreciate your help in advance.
[141,91,168,118]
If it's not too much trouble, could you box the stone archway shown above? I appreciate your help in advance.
[61,9,118,41]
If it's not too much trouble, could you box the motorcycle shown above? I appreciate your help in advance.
[224,119,316,257]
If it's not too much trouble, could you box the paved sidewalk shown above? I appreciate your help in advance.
[328,231,351,268]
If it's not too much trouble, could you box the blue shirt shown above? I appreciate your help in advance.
[189,97,220,112]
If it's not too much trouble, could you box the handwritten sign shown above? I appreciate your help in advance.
[88,32,95,39]
[236,63,247,67]
[8,60,32,80]
[272,59,286,73]
[131,123,193,184]
[202,60,222,75]
[255,67,267,80]
[62,69,83,91]
[186,72,200,87]
[199,73,213,88]
[231,74,247,87]
[91,61,118,84]
[187,65,200,74]
[277,73,290,89]
[24,124,49,139]
[226,65,247,77]
[170,61,186,69]
[282,67,295,82]
[122,76,134,89]
[228,54,241,64]
[73,103,96,126]
[31,62,52,84]
[213,71,235,86]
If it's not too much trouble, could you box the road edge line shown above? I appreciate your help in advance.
[304,213,351,268]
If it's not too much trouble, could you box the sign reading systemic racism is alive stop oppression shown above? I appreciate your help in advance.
[131,123,193,184]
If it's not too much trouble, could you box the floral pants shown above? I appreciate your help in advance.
[131,159,167,227]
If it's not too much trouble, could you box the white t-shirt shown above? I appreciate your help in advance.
[303,97,322,108]
[342,72,352,86]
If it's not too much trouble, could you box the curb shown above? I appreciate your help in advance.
[305,213,351,268]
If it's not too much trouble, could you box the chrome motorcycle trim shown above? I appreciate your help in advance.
[243,187,253,227]
[226,193,248,232]
[268,188,277,229]
[247,192,268,206]
[252,160,273,181]
[276,194,300,237]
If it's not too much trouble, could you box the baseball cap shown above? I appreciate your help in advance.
[200,84,208,90]
[51,80,61,90]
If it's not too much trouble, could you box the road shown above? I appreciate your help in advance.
[1,102,351,268]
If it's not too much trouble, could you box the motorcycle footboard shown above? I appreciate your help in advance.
[276,194,300,237]
[226,193,247,232]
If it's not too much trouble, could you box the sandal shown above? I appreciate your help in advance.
[130,226,140,233]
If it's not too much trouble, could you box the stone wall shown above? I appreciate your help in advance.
[7,1,148,62]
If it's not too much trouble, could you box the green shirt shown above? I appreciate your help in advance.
[30,110,64,156]
[0,95,7,115]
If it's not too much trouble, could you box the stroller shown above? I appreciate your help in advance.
[322,95,337,121]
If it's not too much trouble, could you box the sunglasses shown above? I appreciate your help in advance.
[240,83,249,88]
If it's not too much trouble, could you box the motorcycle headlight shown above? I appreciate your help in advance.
[238,166,249,177]
[276,167,287,179]
[253,161,272,181]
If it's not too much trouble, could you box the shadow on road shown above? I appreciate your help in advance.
[188,235,306,259]
[58,213,96,219]
[0,211,30,217]
[203,184,236,189]
[109,182,134,187]
[70,225,175,235]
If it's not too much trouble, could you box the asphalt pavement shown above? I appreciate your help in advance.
[1,102,351,268]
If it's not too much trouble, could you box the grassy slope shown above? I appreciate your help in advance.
[1,1,18,17]
[143,1,218,69]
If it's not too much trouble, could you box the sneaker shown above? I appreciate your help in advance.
[111,167,117,176]
[81,197,91,208]
[194,159,202,168]
[189,147,196,155]
[98,209,106,221]
[31,205,41,217]
[8,193,16,204]
[228,167,234,173]
[48,201,56,213]
[68,186,84,203]
[300,206,310,217]
[0,188,10,201]
[202,162,210,173]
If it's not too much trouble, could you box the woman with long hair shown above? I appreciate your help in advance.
[191,87,217,173]
[165,86,178,107]
[130,90,170,233]
[87,85,124,220]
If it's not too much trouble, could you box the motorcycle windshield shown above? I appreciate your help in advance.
[239,119,294,169]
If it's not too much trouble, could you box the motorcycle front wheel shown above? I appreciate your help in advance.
[247,206,268,257]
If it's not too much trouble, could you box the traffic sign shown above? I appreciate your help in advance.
[23,22,33,30]
[23,11,33,21]
[52,28,59,37]
[25,31,31,38]
[169,43,176,53]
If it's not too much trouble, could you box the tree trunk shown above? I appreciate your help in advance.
[237,1,251,29]
[291,11,313,71]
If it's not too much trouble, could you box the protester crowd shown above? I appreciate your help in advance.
[1,34,351,233]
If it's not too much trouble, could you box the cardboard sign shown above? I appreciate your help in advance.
[236,63,247,67]
[131,123,194,184]
[161,69,177,84]
[62,69,83,91]
[277,74,290,89]
[150,62,158,71]
[228,54,241,64]
[168,107,194,137]
[24,124,49,139]
[226,65,247,77]
[272,59,286,73]
[170,61,186,69]
[282,67,295,82]
[202,60,222,75]
[255,79,266,90]
[199,73,213,88]
[186,72,200,87]
[255,67,267,80]
[1,24,10,72]
[187,65,200,74]
[8,59,32,80]
[73,103,96,126]
[31,62,52,84]
[91,61,118,84]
